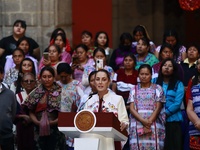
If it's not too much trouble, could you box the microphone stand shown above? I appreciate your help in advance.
[77,92,97,112]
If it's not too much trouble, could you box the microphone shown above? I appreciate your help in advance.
[77,92,98,112]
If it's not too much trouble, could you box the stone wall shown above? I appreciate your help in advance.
[112,0,165,48]
[0,0,72,54]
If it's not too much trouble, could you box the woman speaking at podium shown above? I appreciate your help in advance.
[83,69,129,149]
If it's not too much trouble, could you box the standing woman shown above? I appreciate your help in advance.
[84,69,129,150]
[94,31,113,65]
[156,58,184,150]
[128,64,165,150]
[23,66,66,150]
[186,57,200,149]
[15,73,37,150]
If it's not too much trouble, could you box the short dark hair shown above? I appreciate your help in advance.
[57,63,72,75]
[81,30,92,38]
[53,33,67,46]
[138,64,152,75]
[75,44,88,52]
[124,53,137,68]
[88,71,97,82]
[93,47,106,58]
[12,48,25,57]
[13,20,26,29]
[40,66,55,77]
[47,44,61,54]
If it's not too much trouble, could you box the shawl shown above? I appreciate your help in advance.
[23,82,62,112]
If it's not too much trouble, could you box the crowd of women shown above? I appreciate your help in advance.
[0,19,200,150]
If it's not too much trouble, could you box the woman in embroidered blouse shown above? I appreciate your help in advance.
[156,58,184,150]
[84,69,129,129]
[15,72,37,150]
[94,31,113,65]
[71,44,94,82]
[128,64,165,150]
[135,37,159,70]
[23,66,66,150]
[82,47,114,87]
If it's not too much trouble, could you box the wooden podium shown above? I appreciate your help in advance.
[58,111,128,150]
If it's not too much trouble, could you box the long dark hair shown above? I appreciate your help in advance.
[50,28,66,42]
[15,58,36,94]
[94,31,109,47]
[162,29,182,62]
[156,58,179,90]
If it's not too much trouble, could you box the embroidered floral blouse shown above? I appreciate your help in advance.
[23,83,62,112]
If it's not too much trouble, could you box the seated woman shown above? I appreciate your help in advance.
[82,47,114,87]
[23,66,66,150]
[83,69,129,149]
[128,64,165,150]
[3,48,25,88]
[71,44,94,82]
[15,73,37,150]
[135,37,159,70]
[4,37,38,74]
[186,57,200,149]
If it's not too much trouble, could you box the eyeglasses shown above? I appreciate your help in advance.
[22,80,35,84]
